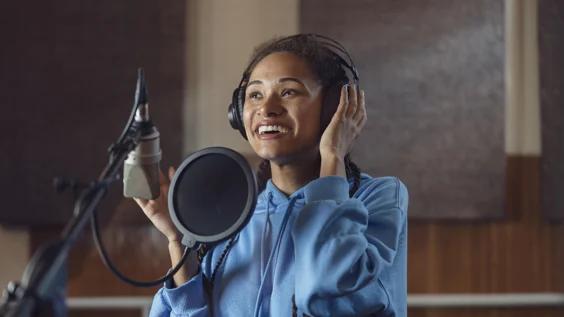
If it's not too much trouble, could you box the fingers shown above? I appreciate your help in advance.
[345,84,358,119]
[168,166,176,180]
[335,84,350,120]
[158,167,176,203]
[340,84,365,122]
[133,197,149,208]
[352,89,367,123]
[160,180,170,204]
[159,169,168,185]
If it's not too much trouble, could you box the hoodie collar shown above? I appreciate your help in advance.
[257,174,368,210]
[257,179,305,209]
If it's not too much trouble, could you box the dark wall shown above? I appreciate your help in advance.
[0,0,186,227]
[540,0,564,220]
[300,0,506,219]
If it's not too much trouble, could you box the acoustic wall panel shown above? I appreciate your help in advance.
[301,0,506,219]
[0,0,186,226]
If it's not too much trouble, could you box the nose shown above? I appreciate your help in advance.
[257,94,283,118]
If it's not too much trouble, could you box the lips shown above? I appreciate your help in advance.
[254,122,291,140]
[257,125,289,135]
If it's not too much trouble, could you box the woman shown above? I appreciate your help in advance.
[135,34,408,317]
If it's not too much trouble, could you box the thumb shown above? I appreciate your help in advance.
[168,166,176,180]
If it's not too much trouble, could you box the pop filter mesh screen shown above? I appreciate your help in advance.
[171,153,250,237]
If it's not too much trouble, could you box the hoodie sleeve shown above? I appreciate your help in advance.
[149,266,211,316]
[291,175,408,316]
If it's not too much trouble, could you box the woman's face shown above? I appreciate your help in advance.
[243,52,324,164]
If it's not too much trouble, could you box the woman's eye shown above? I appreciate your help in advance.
[282,89,298,97]
[249,92,262,99]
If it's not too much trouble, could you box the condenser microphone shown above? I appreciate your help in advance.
[123,69,162,200]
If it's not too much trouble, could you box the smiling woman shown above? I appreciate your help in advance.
[136,34,409,317]
[244,53,324,168]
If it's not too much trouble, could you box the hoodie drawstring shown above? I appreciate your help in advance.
[253,194,298,317]
[260,192,273,278]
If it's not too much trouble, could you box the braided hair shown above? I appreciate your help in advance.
[198,34,363,316]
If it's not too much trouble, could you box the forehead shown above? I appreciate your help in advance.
[248,52,317,82]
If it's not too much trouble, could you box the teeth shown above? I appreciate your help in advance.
[258,125,288,134]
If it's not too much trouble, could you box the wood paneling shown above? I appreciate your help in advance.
[300,0,506,219]
[407,156,564,316]
[408,157,563,294]
[540,0,564,220]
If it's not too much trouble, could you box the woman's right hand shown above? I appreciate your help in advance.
[134,166,180,243]
[134,166,200,285]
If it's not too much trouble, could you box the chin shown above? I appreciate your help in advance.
[254,147,320,166]
[249,133,320,163]
[255,149,292,164]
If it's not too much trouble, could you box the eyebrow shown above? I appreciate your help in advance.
[246,77,306,87]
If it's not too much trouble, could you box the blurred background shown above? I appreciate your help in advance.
[1,0,563,316]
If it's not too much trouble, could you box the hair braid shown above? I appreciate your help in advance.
[256,159,272,193]
[345,154,362,196]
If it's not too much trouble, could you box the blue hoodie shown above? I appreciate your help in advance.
[149,174,408,317]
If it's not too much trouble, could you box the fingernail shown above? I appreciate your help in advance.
[345,86,349,104]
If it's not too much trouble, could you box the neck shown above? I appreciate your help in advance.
[269,156,321,197]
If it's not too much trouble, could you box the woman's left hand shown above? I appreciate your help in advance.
[319,84,367,160]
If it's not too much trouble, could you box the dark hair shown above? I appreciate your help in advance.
[198,34,363,317]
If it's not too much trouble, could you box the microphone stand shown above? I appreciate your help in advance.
[0,128,141,317]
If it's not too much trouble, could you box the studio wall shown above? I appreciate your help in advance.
[0,0,186,227]
[300,0,506,220]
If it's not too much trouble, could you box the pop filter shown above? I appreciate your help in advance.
[168,147,258,248]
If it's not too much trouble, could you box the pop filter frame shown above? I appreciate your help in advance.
[168,147,258,249]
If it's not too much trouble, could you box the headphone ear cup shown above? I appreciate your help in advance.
[228,88,240,129]
[237,85,247,140]
[228,87,247,139]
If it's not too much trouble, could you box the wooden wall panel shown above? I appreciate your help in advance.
[540,0,564,220]
[406,156,564,316]
[300,0,506,219]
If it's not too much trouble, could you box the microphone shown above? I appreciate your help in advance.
[123,69,162,200]
[89,146,257,290]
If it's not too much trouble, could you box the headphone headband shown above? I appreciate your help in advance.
[239,33,359,85]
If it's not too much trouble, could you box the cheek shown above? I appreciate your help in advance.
[296,105,322,136]
[242,107,253,134]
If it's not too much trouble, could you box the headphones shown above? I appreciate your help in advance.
[227,33,360,140]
